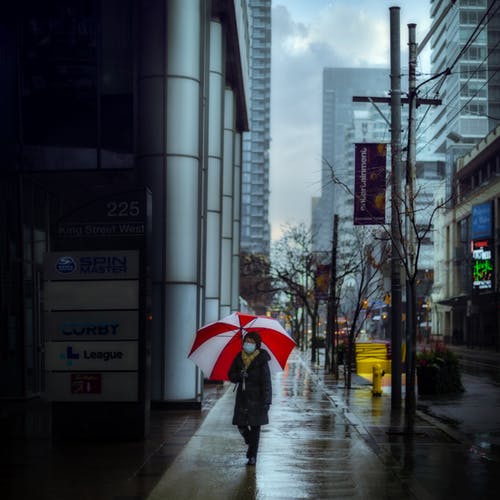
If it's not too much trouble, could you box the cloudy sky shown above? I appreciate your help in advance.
[269,0,432,239]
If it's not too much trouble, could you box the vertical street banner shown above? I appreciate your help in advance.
[314,263,330,300]
[354,143,386,225]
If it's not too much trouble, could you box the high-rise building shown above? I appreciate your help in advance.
[241,0,271,257]
[312,68,388,253]
[428,0,500,346]
[427,0,500,154]
[315,65,445,341]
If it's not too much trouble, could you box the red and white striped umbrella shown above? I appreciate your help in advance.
[188,311,296,381]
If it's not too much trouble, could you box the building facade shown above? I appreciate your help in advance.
[432,125,500,348]
[428,0,500,154]
[425,0,500,205]
[240,0,271,256]
[427,0,500,346]
[0,0,249,425]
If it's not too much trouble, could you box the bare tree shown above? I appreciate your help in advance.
[323,157,453,418]
[271,223,326,364]
[239,253,275,315]
[336,227,389,388]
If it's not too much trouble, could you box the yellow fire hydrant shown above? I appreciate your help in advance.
[372,364,384,396]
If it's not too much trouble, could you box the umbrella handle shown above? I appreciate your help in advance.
[241,368,248,391]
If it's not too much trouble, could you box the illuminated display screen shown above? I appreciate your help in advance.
[472,239,493,290]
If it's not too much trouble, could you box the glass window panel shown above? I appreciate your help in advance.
[100,0,133,163]
[21,0,98,148]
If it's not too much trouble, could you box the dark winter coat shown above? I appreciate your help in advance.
[228,349,272,427]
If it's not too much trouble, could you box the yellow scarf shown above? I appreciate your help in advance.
[241,349,260,369]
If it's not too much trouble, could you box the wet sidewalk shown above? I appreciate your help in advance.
[2,348,500,499]
[147,351,500,499]
[0,384,227,500]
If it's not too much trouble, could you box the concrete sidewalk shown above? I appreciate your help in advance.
[147,350,500,499]
[0,384,227,500]
[3,347,499,499]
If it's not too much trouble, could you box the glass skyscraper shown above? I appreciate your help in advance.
[427,0,500,153]
[313,67,389,253]
[241,0,271,257]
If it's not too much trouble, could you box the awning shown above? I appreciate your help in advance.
[437,292,499,308]
[437,295,469,307]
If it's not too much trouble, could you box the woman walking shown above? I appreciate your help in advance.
[228,331,272,465]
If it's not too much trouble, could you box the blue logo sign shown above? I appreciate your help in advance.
[471,202,492,239]
[55,256,77,274]
[59,346,80,367]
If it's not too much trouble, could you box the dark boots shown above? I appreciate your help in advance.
[238,425,260,465]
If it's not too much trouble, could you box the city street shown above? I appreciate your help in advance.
[2,3,500,499]
[3,348,500,499]
[417,347,500,464]
[148,350,500,499]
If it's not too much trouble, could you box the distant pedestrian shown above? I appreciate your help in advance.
[228,331,272,465]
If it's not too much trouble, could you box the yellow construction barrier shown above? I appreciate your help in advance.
[355,342,391,375]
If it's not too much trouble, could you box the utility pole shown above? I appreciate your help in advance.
[327,214,339,374]
[389,6,403,410]
[352,8,441,411]
[405,23,418,425]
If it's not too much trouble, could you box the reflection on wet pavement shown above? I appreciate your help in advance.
[5,349,500,499]
[232,357,428,499]
[250,353,500,500]
[416,369,500,465]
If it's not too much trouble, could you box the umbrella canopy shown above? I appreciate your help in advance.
[188,312,296,381]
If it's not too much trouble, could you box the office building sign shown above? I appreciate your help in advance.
[46,372,138,402]
[45,250,139,280]
[354,143,386,225]
[472,239,493,291]
[471,202,492,239]
[56,191,147,241]
[71,374,102,395]
[44,250,140,402]
[45,341,138,371]
[46,190,150,437]
[46,310,138,341]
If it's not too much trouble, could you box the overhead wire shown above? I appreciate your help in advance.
[375,0,499,155]
[416,66,500,154]
[439,65,500,129]
[413,0,500,153]
[425,0,499,97]
[416,35,500,144]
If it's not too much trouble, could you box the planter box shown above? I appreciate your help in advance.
[417,364,464,396]
[417,366,440,395]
